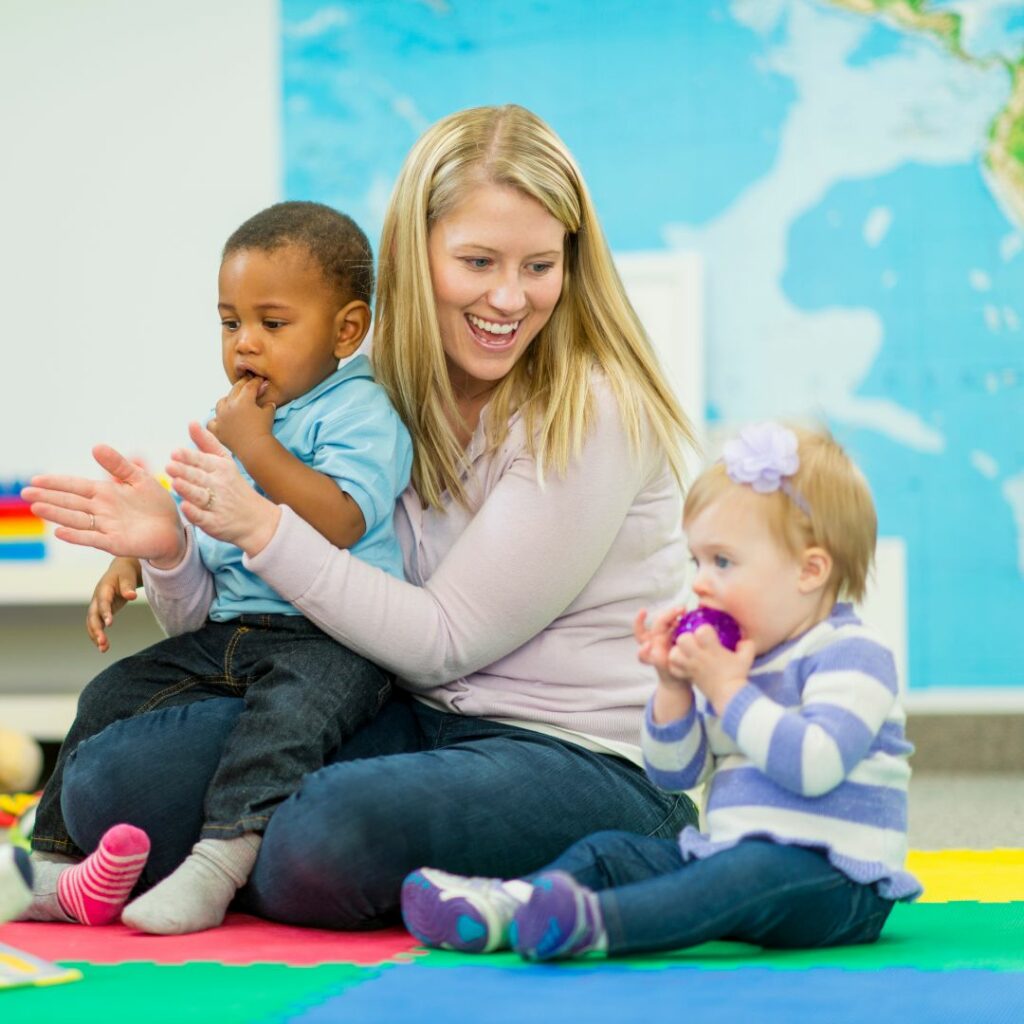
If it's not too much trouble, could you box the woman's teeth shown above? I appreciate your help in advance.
[467,313,520,336]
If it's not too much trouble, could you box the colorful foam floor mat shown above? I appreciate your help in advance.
[1,849,1022,1022]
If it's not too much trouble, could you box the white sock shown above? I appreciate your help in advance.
[122,833,261,935]
[22,851,76,922]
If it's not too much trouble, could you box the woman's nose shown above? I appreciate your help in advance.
[487,271,526,314]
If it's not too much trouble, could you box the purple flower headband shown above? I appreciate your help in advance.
[722,422,811,516]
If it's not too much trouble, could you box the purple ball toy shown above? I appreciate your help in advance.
[672,607,741,651]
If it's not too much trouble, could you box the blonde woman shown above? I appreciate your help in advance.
[27,105,699,930]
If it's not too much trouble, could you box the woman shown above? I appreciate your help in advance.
[26,104,699,930]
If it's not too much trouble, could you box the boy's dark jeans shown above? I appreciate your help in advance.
[33,615,391,857]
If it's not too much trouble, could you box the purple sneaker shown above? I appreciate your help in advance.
[401,868,532,953]
[510,871,605,962]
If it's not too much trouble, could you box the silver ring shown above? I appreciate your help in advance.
[204,488,215,510]
[89,513,96,531]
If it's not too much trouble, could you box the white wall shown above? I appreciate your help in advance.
[0,0,281,599]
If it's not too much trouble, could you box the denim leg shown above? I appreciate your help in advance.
[33,624,245,857]
[63,693,696,928]
[201,622,392,838]
[61,692,423,885]
[247,707,696,930]
[535,829,686,891]
[548,834,895,956]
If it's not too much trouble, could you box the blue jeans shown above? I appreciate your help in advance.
[60,691,697,929]
[541,830,895,956]
[34,615,390,856]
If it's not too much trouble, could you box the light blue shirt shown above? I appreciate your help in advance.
[196,355,412,621]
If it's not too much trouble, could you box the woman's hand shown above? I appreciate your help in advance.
[166,421,281,556]
[22,446,185,567]
[671,627,756,716]
[87,557,143,653]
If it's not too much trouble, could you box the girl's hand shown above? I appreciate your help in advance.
[166,421,281,556]
[634,605,691,687]
[22,445,185,567]
[671,626,756,715]
[87,557,143,652]
[208,377,276,464]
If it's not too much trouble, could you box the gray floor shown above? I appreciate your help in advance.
[909,772,1024,848]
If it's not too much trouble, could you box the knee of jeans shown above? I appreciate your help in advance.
[61,733,119,852]
[250,767,406,929]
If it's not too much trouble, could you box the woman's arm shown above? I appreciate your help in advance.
[243,383,664,685]
[139,525,215,635]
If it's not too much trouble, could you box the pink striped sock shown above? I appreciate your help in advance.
[57,824,151,926]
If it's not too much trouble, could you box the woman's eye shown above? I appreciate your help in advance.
[464,257,491,269]
[528,262,553,274]
[714,555,730,569]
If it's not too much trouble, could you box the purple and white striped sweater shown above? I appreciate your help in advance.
[642,603,921,900]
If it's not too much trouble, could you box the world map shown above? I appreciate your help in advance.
[282,0,1024,692]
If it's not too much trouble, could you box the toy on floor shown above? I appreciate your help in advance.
[672,607,741,651]
[0,792,39,850]
[0,727,43,794]
[0,843,32,923]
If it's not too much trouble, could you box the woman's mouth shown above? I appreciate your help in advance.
[465,313,521,350]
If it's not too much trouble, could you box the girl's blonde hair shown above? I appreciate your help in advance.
[373,104,695,509]
[683,426,878,603]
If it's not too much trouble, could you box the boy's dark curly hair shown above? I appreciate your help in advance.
[223,201,374,305]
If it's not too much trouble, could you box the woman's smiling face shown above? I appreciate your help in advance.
[427,182,566,399]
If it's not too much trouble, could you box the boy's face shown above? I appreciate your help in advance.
[684,489,825,655]
[218,244,349,408]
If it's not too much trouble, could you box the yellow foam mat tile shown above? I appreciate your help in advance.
[908,849,1024,902]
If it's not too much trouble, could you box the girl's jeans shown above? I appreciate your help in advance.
[59,691,697,929]
[541,830,896,956]
[33,615,391,856]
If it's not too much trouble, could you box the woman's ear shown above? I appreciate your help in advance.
[333,300,372,359]
[798,546,833,595]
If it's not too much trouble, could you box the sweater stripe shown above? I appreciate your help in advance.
[642,604,920,900]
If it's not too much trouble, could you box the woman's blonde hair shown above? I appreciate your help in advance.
[373,104,695,509]
[683,425,878,603]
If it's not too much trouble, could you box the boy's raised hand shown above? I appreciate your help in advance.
[207,377,276,464]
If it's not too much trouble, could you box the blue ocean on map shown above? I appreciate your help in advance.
[784,160,1023,685]
[283,0,1024,691]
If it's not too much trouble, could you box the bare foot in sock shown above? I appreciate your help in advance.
[122,834,261,935]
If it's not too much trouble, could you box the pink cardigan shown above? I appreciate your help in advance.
[143,375,686,759]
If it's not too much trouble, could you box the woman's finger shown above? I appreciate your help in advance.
[53,525,111,551]
[92,444,145,485]
[168,446,229,474]
[28,502,96,531]
[22,477,95,502]
[188,420,230,458]
[171,477,214,509]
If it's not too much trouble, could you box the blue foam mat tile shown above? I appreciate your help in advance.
[284,964,1024,1024]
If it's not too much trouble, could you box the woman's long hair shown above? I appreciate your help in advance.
[374,103,696,510]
